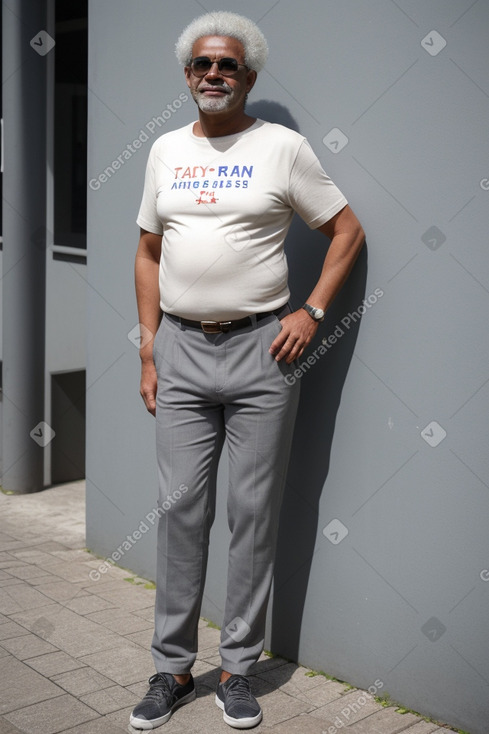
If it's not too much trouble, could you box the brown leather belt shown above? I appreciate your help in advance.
[166,306,287,334]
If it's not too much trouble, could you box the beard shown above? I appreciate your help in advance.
[191,82,235,112]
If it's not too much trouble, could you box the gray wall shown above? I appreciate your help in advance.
[86,2,489,732]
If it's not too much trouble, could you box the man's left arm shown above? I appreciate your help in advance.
[269,204,365,364]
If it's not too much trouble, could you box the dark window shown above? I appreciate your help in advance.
[54,0,88,249]
[51,370,86,483]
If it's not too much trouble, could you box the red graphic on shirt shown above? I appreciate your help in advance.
[196,191,218,204]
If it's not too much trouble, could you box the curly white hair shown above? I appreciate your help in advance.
[175,11,269,72]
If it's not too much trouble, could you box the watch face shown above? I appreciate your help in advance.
[304,304,324,320]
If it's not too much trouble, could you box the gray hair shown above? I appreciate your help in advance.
[175,11,269,72]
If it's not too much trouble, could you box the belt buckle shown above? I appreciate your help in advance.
[201,321,219,333]
[200,320,232,333]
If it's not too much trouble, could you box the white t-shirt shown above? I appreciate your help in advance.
[137,119,347,321]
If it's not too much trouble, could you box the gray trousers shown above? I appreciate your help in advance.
[151,309,300,675]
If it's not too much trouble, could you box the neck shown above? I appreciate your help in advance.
[193,109,256,138]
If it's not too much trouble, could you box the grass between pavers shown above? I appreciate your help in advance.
[123,576,156,590]
[203,618,221,630]
[85,548,157,589]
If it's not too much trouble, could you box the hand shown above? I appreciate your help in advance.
[140,359,158,416]
[269,309,319,364]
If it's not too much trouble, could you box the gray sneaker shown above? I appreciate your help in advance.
[215,674,262,729]
[130,672,195,729]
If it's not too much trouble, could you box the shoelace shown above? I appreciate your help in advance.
[144,673,174,704]
[224,675,253,702]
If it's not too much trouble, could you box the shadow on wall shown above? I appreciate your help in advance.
[247,99,300,132]
[247,100,368,665]
[273,241,367,664]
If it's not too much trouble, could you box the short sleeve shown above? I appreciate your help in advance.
[287,140,348,229]
[136,142,164,235]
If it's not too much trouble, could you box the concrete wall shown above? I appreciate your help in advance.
[86,2,489,732]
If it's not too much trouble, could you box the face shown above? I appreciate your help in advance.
[184,36,257,115]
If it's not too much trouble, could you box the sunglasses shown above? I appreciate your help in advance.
[189,56,249,77]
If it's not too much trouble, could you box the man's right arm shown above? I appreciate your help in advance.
[135,228,163,416]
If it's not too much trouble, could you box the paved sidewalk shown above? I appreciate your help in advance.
[0,482,458,734]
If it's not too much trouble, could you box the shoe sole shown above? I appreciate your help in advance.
[129,689,196,729]
[215,694,263,729]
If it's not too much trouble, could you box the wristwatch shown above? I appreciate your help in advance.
[302,303,325,322]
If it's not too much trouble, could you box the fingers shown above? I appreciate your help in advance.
[272,335,308,364]
[270,332,301,364]
[269,330,287,359]
[269,312,318,363]
[140,361,157,416]
[145,394,157,416]
[140,387,156,416]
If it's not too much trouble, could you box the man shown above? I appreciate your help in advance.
[130,11,364,731]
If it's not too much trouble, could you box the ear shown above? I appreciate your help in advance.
[184,66,192,88]
[246,70,257,94]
